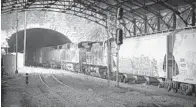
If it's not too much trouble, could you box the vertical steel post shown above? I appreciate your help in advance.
[116,45,119,87]
[192,5,195,26]
[15,8,19,74]
[157,12,160,31]
[6,38,8,54]
[116,15,119,87]
[144,16,147,34]
[173,13,176,29]
[172,0,176,29]
[133,19,136,36]
[24,11,27,66]
[106,19,111,87]
[166,35,169,79]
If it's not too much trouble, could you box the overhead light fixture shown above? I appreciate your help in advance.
[28,0,36,2]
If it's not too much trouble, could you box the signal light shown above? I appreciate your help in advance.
[117,8,123,20]
[28,0,35,2]
[116,28,123,45]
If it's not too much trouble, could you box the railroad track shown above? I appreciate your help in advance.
[39,73,73,107]
[59,70,196,100]
[51,72,167,107]
[51,72,112,107]
[51,72,81,94]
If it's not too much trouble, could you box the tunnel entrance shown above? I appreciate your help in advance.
[8,28,71,65]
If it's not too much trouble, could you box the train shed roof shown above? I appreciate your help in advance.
[1,0,196,36]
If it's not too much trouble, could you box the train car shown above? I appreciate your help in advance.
[78,41,107,78]
[116,28,196,95]
[171,28,196,95]
[40,47,55,67]
[33,48,42,66]
[60,43,80,72]
[118,32,171,83]
[31,28,196,95]
[49,48,62,68]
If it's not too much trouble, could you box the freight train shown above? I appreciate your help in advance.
[32,41,108,78]
[31,27,196,96]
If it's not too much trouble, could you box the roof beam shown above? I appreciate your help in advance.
[124,0,170,30]
[150,0,189,26]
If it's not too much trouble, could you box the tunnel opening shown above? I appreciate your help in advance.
[7,28,72,66]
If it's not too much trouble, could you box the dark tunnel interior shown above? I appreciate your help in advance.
[7,28,72,65]
[8,28,71,52]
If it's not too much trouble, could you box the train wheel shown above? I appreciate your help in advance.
[172,82,179,93]
[122,77,126,83]
[172,88,178,93]
[120,75,125,83]
[182,84,193,96]
[158,84,162,88]
[145,81,150,85]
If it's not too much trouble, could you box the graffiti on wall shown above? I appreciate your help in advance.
[130,54,159,77]
[186,51,196,76]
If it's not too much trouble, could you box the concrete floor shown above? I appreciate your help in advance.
[1,67,196,107]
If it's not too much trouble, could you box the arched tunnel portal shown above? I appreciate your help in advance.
[8,28,72,65]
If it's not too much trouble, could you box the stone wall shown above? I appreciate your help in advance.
[1,11,107,43]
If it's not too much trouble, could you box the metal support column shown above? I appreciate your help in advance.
[116,14,119,87]
[107,39,111,86]
[172,0,177,29]
[15,8,19,74]
[6,38,8,54]
[192,5,195,26]
[116,45,119,87]
[157,15,160,31]
[106,19,111,87]
[133,19,136,36]
[24,11,27,66]
[144,16,147,34]
[173,13,176,29]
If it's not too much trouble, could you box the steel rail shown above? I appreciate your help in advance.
[39,73,73,107]
[51,72,81,94]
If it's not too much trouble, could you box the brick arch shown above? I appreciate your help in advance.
[2,11,108,48]
[8,28,71,53]
[5,23,77,43]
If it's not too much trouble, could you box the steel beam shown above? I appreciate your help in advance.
[192,5,195,26]
[155,0,188,26]
[157,14,161,31]
[144,16,148,33]
[173,12,176,29]
[133,19,136,36]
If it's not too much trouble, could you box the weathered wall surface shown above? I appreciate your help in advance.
[1,11,107,43]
